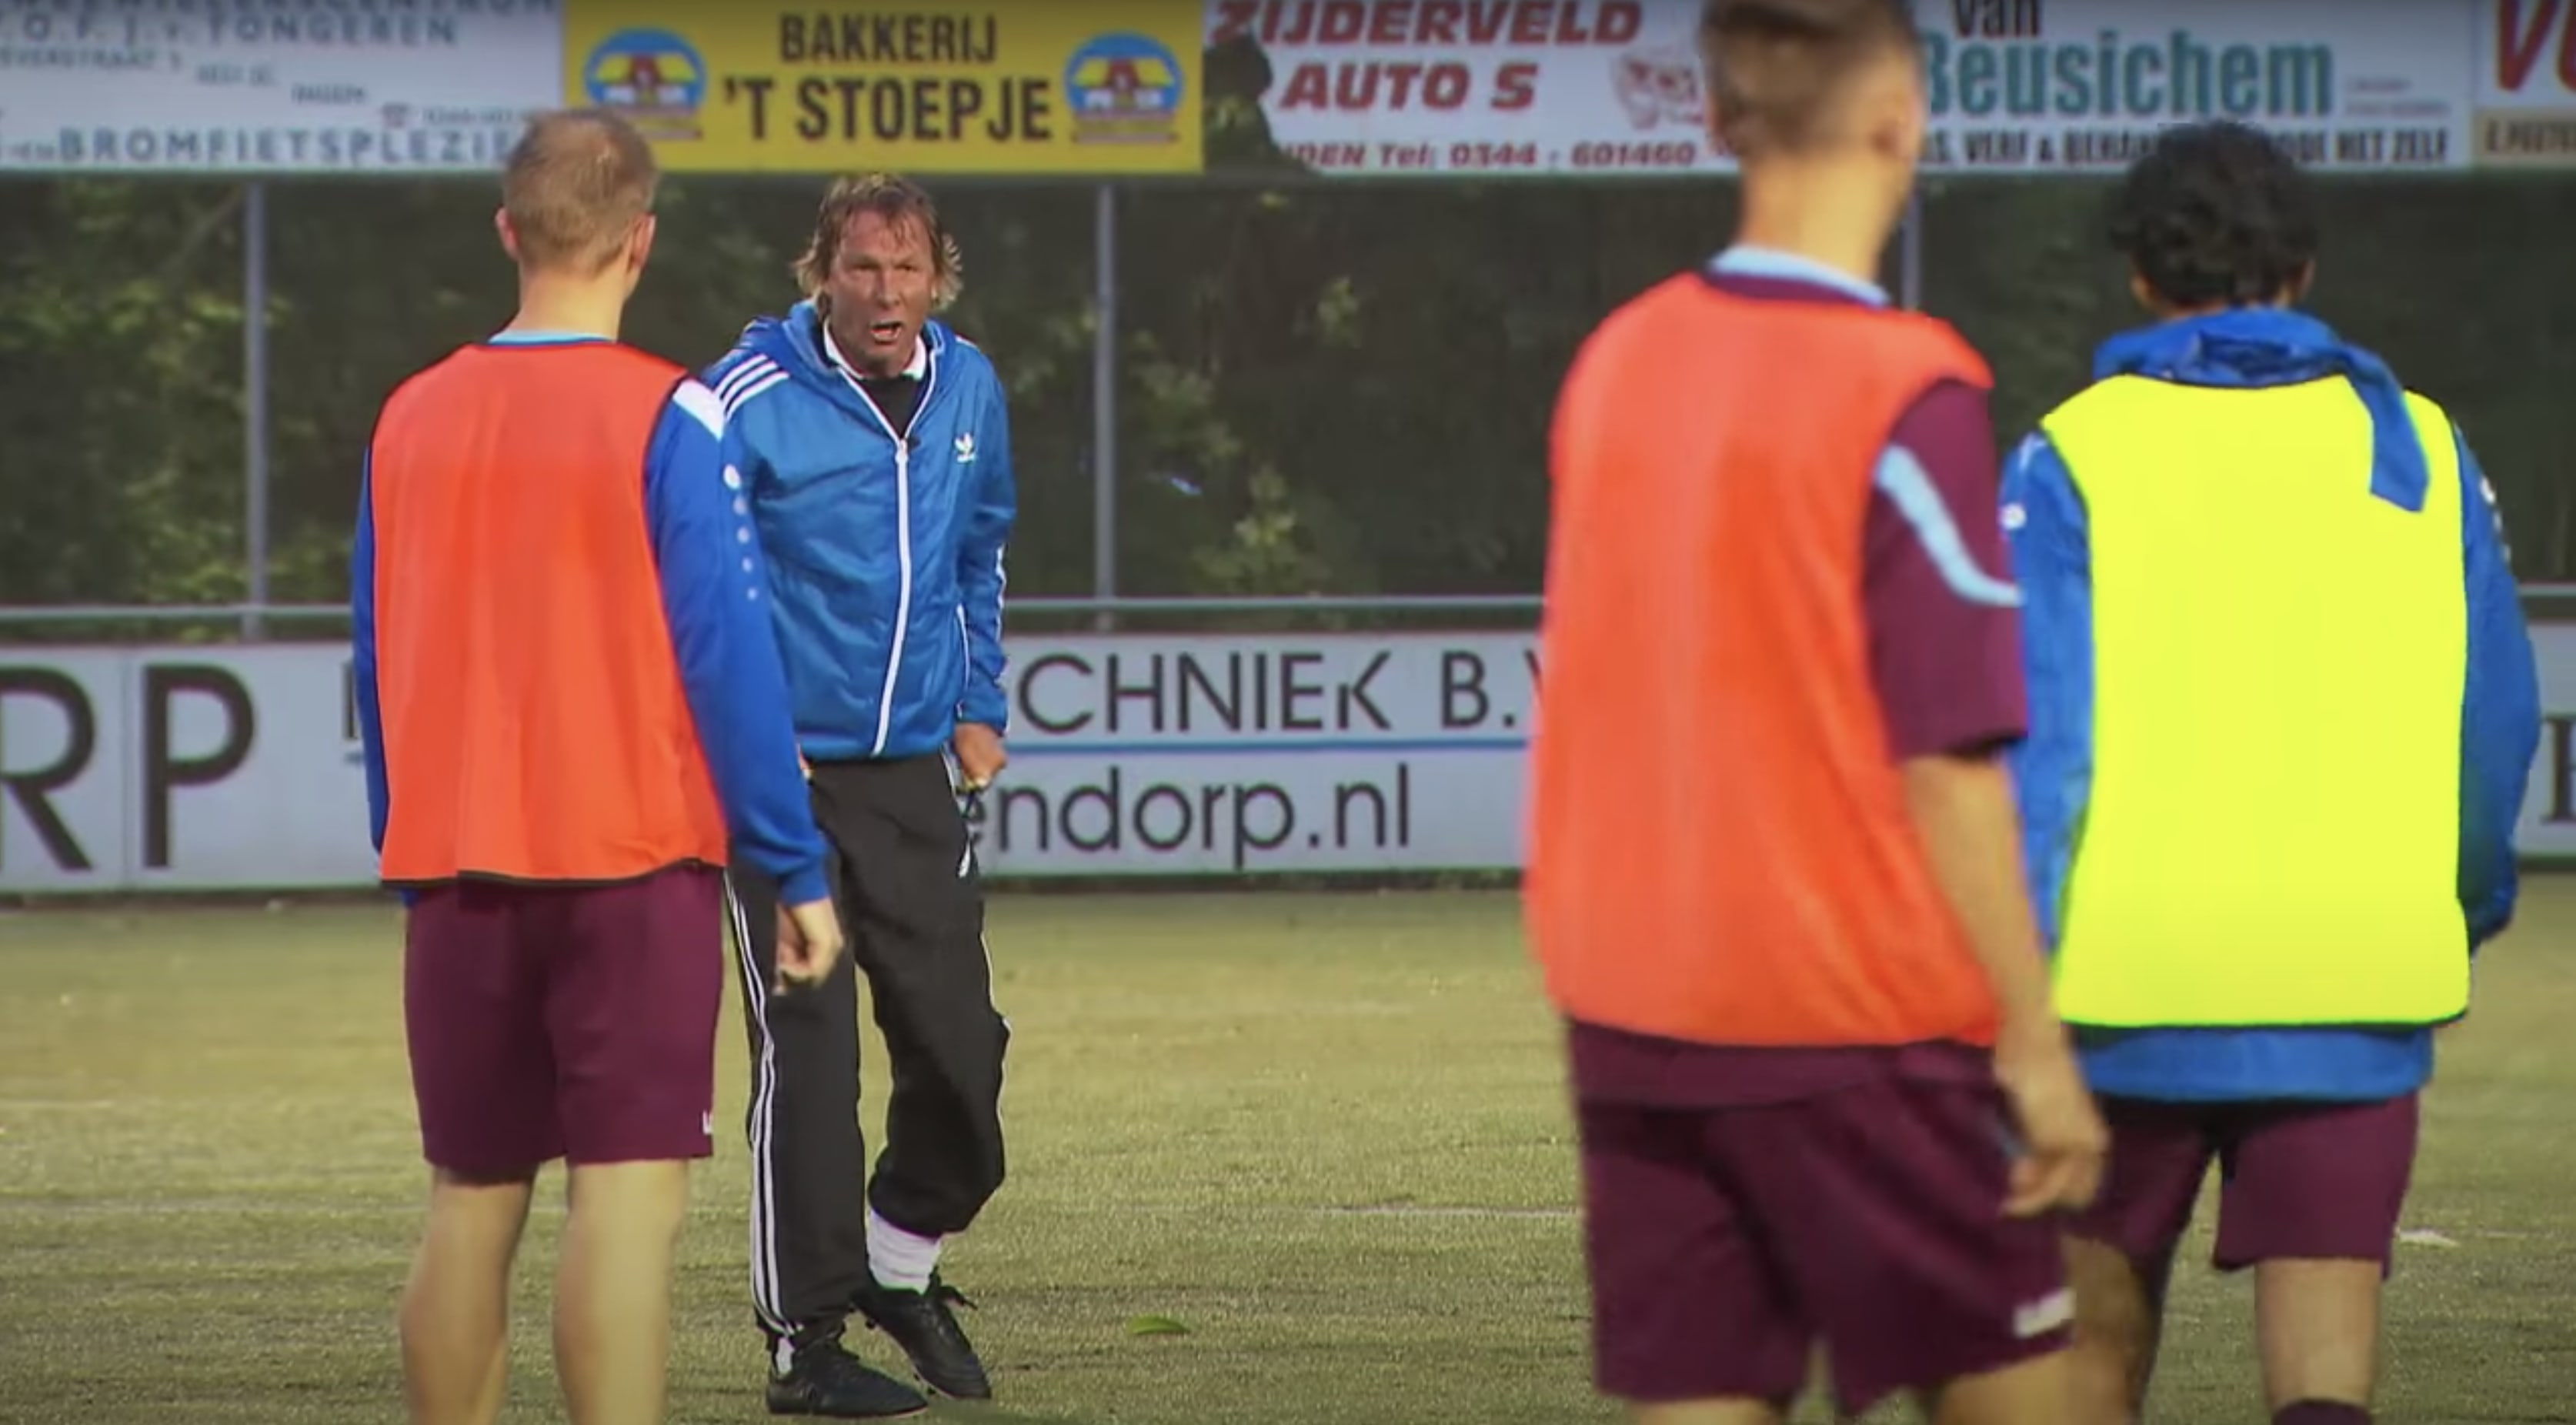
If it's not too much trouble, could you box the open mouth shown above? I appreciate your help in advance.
[867,319,904,343]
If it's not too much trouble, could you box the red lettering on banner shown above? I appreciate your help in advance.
[1493,59,1539,109]
[1279,59,1477,109]
[1280,61,1329,105]
[1211,0,1640,48]
[2496,0,2576,91]
[1377,60,1428,105]
[1424,63,1472,106]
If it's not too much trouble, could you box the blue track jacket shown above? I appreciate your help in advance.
[2002,307,2541,1103]
[705,303,1016,762]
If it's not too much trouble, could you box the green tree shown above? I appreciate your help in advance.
[4,78,2574,622]
[0,179,253,606]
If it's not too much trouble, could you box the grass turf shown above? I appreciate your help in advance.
[1,886,2570,1423]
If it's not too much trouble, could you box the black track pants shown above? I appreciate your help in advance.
[726,753,1009,1336]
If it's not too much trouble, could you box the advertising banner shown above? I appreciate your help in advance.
[0,634,1537,892]
[1208,0,1712,175]
[2474,0,2576,166]
[0,646,376,891]
[1912,0,2473,174]
[19,629,2576,892]
[964,632,1536,875]
[1213,0,2478,175]
[0,0,562,174]
[562,0,1204,174]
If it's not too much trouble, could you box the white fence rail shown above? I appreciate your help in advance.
[0,596,1544,628]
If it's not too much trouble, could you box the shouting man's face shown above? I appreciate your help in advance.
[823,209,936,377]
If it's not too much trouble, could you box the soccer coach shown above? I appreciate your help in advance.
[706,173,1016,1420]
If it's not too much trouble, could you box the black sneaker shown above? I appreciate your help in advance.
[855,1276,993,1400]
[766,1328,929,1419]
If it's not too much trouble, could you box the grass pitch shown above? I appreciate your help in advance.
[0,886,2570,1424]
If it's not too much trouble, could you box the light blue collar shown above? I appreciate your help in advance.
[1709,245,1888,307]
[485,329,610,346]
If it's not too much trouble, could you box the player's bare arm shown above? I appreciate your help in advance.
[1902,752,2107,1216]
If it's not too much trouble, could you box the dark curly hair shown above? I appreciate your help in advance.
[2107,120,2320,309]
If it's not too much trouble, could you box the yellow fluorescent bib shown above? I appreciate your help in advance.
[2040,376,2468,1029]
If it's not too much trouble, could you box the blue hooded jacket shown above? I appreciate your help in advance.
[2001,307,2541,1103]
[705,303,1015,763]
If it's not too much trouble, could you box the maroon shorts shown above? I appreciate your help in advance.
[2069,1094,2419,1276]
[404,867,724,1176]
[1577,1076,2070,1414]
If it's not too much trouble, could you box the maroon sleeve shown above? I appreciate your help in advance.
[1863,380,2027,759]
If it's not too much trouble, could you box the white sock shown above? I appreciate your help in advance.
[866,1206,942,1293]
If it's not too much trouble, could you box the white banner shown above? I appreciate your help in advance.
[0,635,1538,892]
[2512,624,2576,855]
[966,632,1535,874]
[17,629,2576,891]
[0,0,562,173]
[1214,0,2478,175]
[0,646,375,890]
[2474,0,2576,166]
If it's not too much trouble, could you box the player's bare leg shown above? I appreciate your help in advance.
[2255,1260,2381,1420]
[1630,1399,1785,1424]
[1917,1350,2078,1424]
[554,1160,692,1425]
[401,1168,538,1425]
[2061,1234,2167,1424]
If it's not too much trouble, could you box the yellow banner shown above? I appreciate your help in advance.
[565,2,1203,174]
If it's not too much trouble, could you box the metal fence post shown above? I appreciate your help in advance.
[242,180,272,642]
[1092,182,1119,632]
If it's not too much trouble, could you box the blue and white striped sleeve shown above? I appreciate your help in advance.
[642,379,830,907]
[955,373,1015,731]
[1861,381,2027,759]
[351,453,392,859]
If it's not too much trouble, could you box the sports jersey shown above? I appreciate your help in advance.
[1530,247,2013,1055]
[2006,306,2541,1101]
[354,332,829,906]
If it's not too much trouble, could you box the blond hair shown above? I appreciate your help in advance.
[792,172,965,311]
[1700,0,1920,159]
[500,108,659,273]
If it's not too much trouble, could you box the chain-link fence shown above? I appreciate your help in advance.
[3,170,2573,642]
